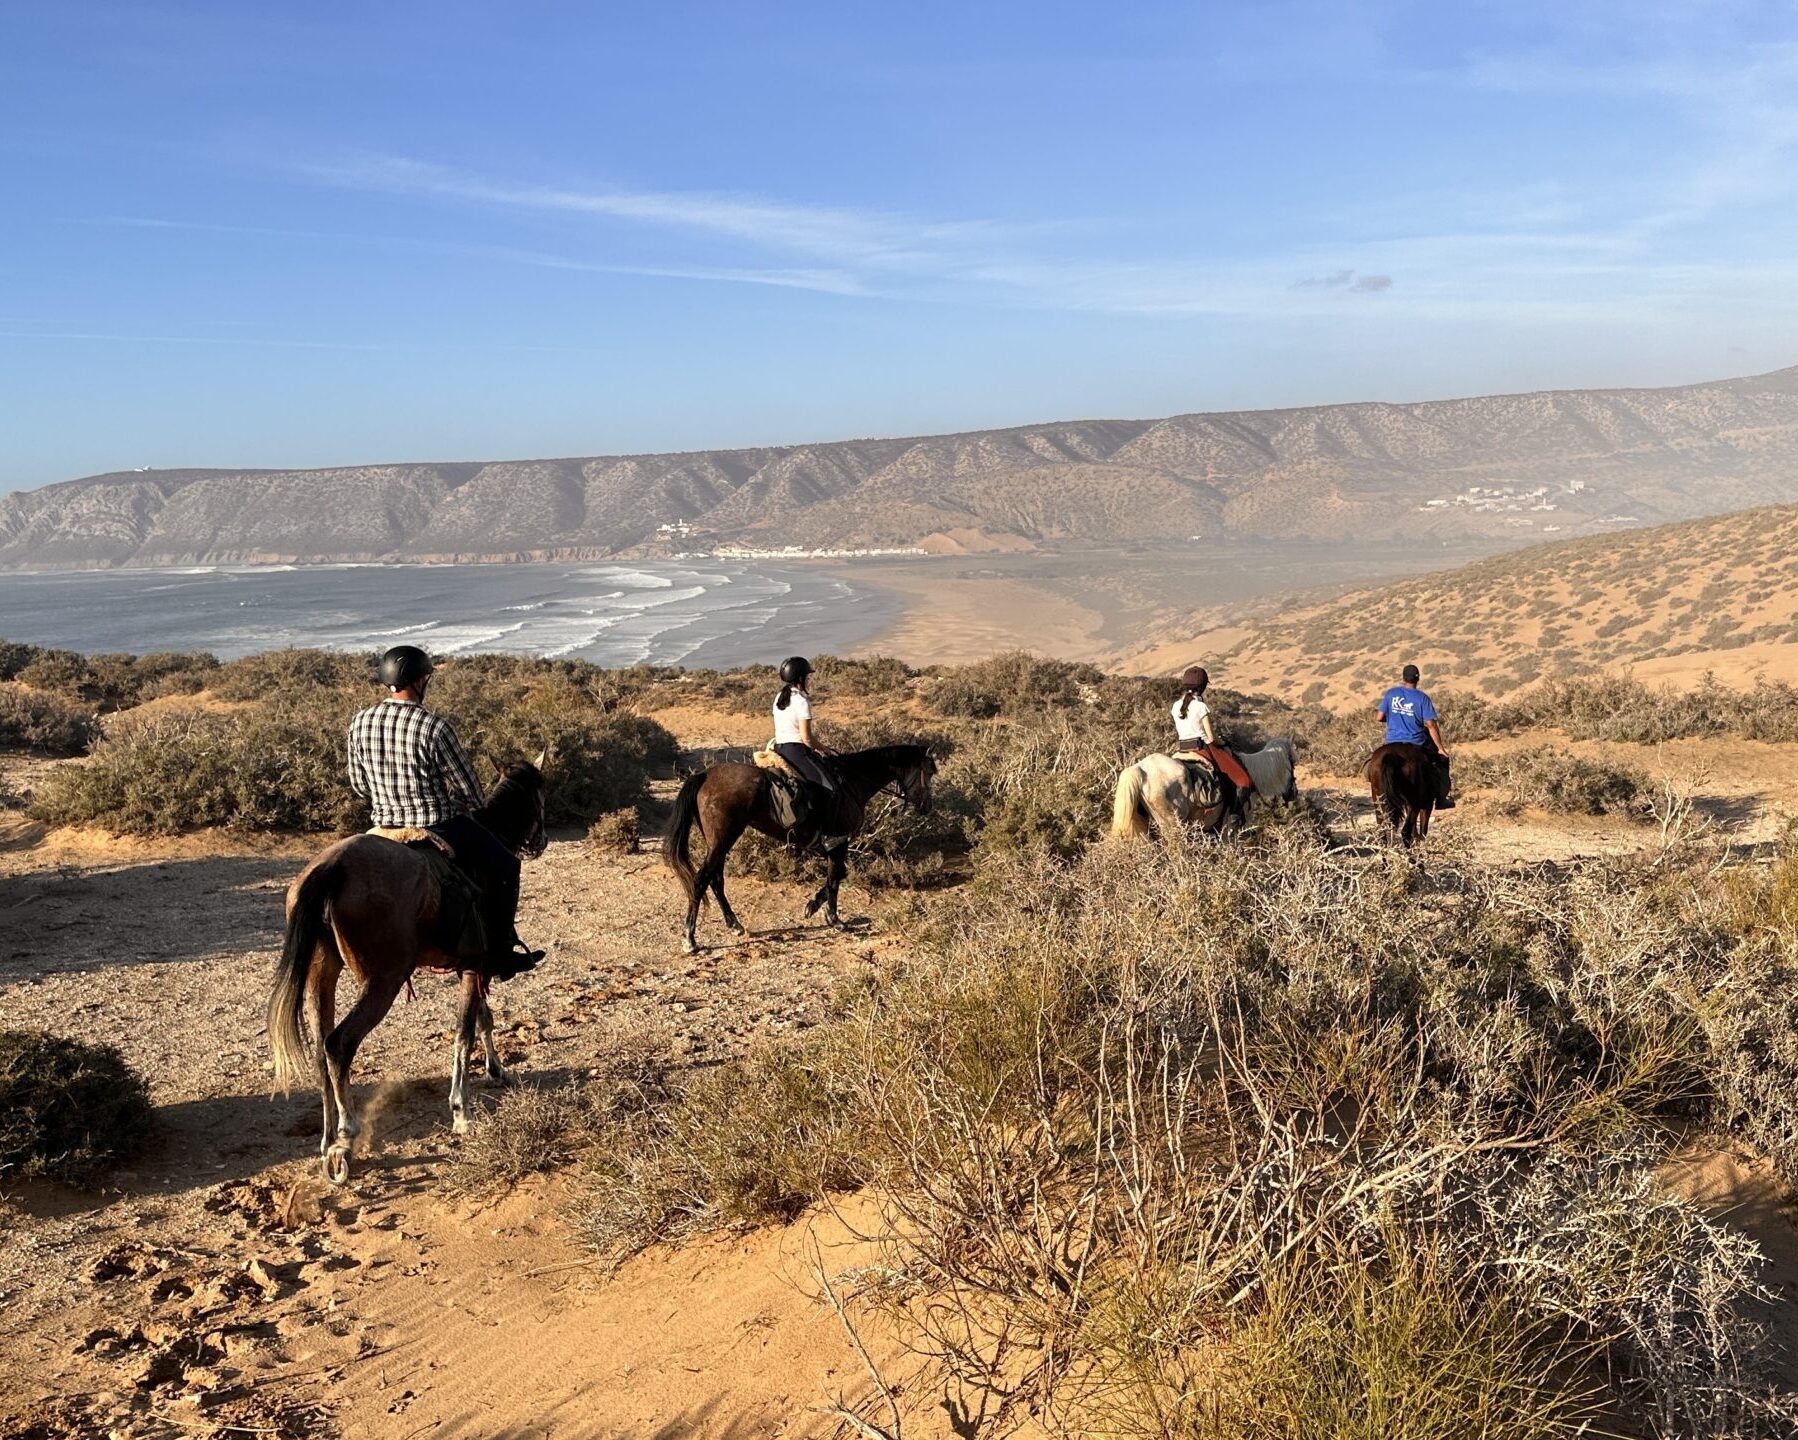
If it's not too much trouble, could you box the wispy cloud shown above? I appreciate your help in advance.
[1294,268,1393,293]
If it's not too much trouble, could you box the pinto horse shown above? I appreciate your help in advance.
[1366,742,1437,845]
[1111,740,1298,840]
[267,760,548,1184]
[663,744,936,954]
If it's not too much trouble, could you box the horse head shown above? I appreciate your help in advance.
[487,759,550,858]
[898,747,938,815]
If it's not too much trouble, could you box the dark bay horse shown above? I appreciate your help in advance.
[268,761,548,1184]
[1366,742,1436,845]
[664,744,936,954]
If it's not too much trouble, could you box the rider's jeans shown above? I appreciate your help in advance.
[429,814,522,951]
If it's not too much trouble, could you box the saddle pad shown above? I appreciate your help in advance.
[753,747,804,782]
[368,825,456,860]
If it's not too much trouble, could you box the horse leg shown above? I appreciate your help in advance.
[320,970,408,1184]
[686,815,746,954]
[818,845,850,928]
[478,991,509,1084]
[308,959,340,1158]
[712,869,746,936]
[1417,802,1434,841]
[450,971,482,1135]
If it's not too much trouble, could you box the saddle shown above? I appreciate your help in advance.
[367,827,488,965]
[752,747,845,849]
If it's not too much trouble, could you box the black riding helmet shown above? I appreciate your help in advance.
[379,644,434,691]
[779,656,813,685]
[1180,665,1209,693]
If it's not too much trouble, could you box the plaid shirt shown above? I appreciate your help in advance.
[347,699,484,828]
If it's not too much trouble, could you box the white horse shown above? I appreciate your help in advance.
[1111,739,1298,839]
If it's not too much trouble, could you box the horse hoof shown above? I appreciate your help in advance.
[452,1114,469,1136]
[485,1065,513,1087]
[682,938,699,956]
[322,1146,352,1186]
[727,922,747,936]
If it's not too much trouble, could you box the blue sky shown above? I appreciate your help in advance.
[3,1,1796,492]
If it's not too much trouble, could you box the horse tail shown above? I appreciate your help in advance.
[1377,750,1406,832]
[662,771,707,902]
[1112,764,1151,839]
[268,860,343,1093]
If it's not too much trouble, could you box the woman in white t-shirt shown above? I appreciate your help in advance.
[1172,665,1253,791]
[772,655,836,792]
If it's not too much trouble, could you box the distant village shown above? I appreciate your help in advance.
[652,520,927,561]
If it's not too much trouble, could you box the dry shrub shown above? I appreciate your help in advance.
[1462,751,1651,819]
[576,838,1798,1433]
[587,808,640,854]
[0,683,98,756]
[441,1062,665,1198]
[31,703,366,835]
[926,651,1104,718]
[429,666,678,825]
[32,649,675,835]
[0,1031,155,1185]
[581,1046,864,1254]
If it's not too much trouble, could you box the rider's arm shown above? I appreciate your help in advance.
[436,723,486,809]
[1425,719,1449,757]
[1198,712,1217,745]
[798,716,832,752]
[346,725,369,799]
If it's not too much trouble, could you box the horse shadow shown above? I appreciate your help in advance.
[0,854,297,973]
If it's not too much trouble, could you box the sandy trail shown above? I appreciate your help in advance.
[0,827,950,1439]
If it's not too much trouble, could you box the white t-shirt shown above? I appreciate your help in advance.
[773,687,813,745]
[1171,695,1210,743]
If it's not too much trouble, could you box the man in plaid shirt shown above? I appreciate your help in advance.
[349,646,541,972]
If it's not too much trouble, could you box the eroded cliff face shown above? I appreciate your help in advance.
[6,366,1798,567]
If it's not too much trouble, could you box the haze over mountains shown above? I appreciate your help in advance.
[4,365,1798,570]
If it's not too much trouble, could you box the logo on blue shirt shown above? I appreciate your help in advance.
[1380,685,1436,745]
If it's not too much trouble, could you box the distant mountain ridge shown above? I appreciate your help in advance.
[6,365,1798,569]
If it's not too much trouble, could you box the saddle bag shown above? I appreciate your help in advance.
[753,748,815,835]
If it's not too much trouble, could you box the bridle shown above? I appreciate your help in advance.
[873,756,935,813]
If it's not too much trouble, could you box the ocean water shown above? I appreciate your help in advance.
[0,561,899,667]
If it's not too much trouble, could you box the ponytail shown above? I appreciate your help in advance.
[1178,690,1194,719]
[776,683,792,710]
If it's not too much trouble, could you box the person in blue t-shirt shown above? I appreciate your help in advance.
[1376,664,1454,808]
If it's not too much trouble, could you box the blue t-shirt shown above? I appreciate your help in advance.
[1379,685,1437,745]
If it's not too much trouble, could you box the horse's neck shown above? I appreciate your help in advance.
[477,787,531,848]
[835,749,906,803]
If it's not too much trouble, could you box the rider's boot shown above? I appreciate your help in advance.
[481,873,544,980]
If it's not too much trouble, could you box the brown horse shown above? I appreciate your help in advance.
[1366,742,1436,845]
[663,744,936,954]
[267,761,548,1184]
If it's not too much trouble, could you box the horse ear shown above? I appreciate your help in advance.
[533,747,549,774]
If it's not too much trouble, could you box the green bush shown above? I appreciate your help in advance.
[0,683,98,755]
[0,1031,155,1185]
[925,650,1104,718]
[209,647,372,701]
[31,703,366,835]
[11,648,217,710]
